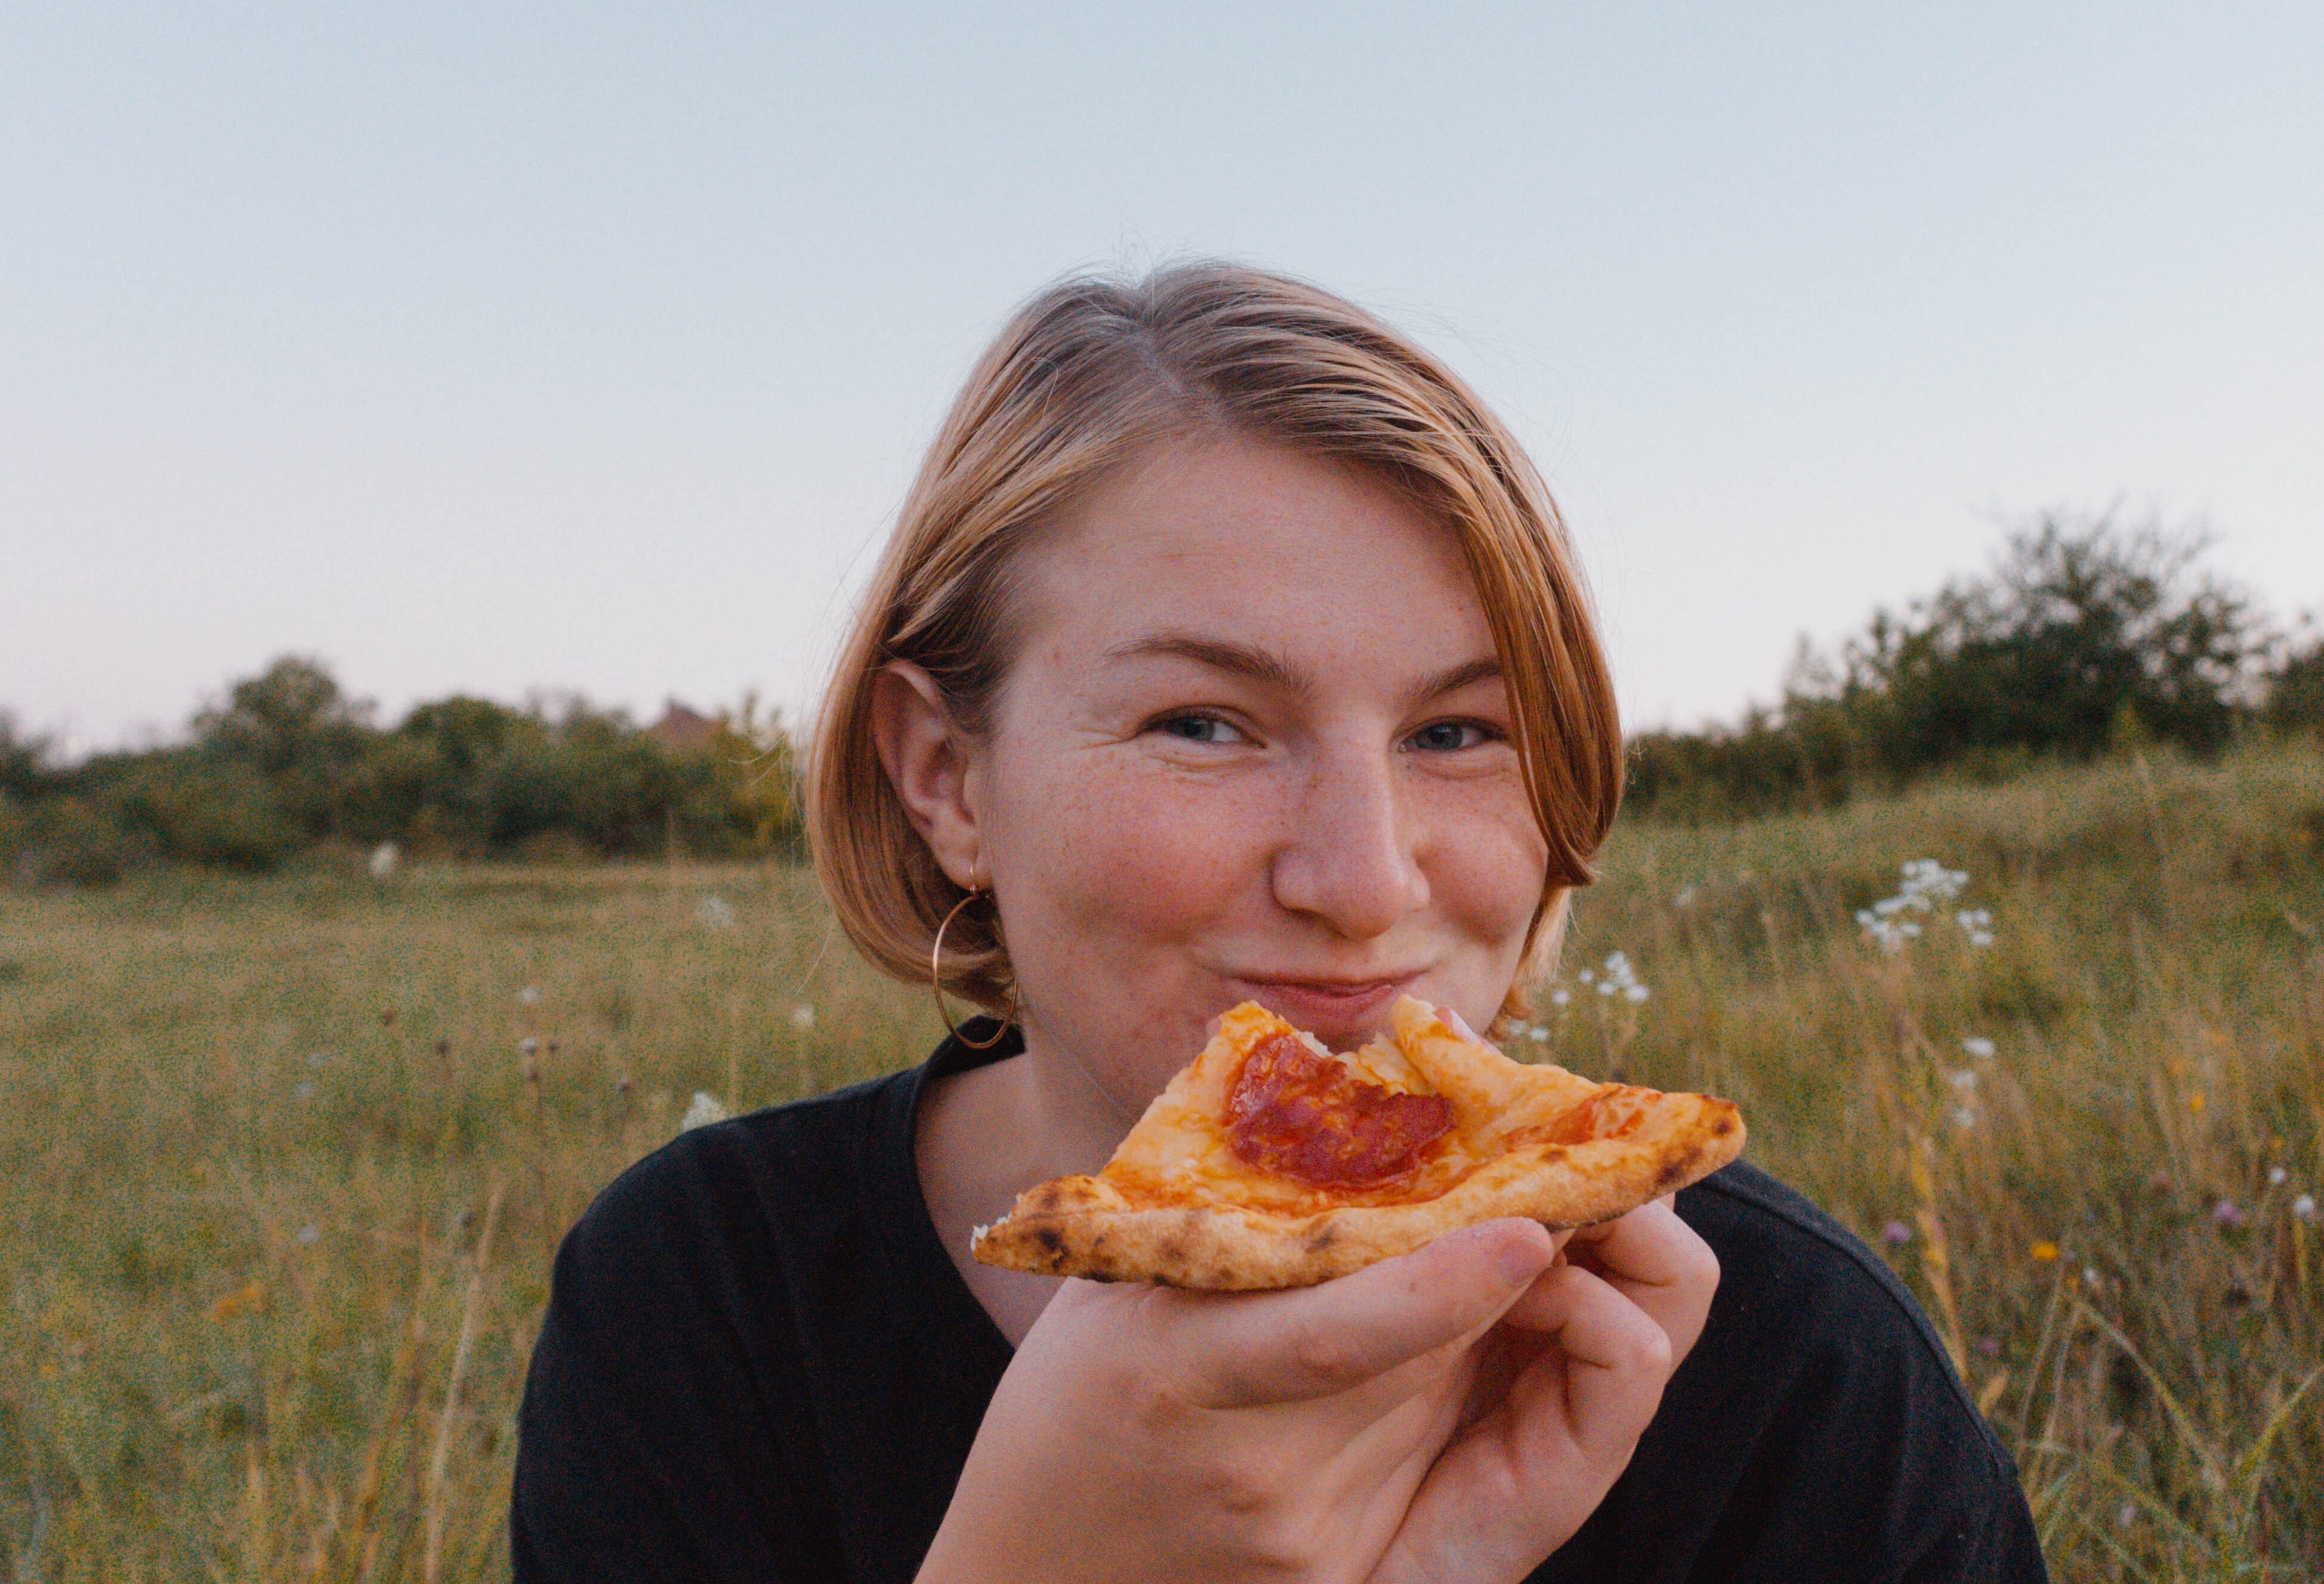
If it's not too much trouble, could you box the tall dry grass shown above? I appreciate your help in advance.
[2,745,2319,1580]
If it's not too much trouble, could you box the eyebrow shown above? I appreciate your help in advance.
[1100,632,1504,707]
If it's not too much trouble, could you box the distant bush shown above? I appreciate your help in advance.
[1627,508,2286,823]
[2,663,805,884]
[2266,635,2324,739]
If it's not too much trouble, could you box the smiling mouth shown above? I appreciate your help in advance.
[1226,974,1420,1035]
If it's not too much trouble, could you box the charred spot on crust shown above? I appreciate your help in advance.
[1033,1225,1065,1258]
[1304,1221,1341,1252]
[1710,1114,1737,1137]
[1655,1154,1688,1188]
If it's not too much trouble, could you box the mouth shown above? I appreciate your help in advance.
[1221,974,1421,1041]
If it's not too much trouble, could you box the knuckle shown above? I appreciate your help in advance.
[1194,1447,1288,1521]
[1283,1315,1369,1390]
[1626,1322,1675,1376]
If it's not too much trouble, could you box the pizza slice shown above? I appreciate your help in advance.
[971,995,1743,1290]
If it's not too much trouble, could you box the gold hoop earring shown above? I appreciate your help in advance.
[931,874,1016,1051]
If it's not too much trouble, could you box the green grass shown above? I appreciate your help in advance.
[4,746,2322,1580]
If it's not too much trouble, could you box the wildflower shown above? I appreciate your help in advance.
[368,841,400,879]
[294,1080,316,1103]
[2030,1240,2060,1262]
[2267,1165,2287,1186]
[1950,1106,1977,1129]
[696,895,737,930]
[1591,952,1650,1002]
[2294,1194,2316,1221]
[517,986,542,1006]
[1881,1220,1912,1247]
[789,1005,816,1030]
[1548,988,1571,1007]
[2187,1091,2205,1115]
[297,1224,320,1246]
[2083,1265,2101,1288]
[1954,908,1995,947]
[1946,1069,1978,1094]
[681,1091,731,1132]
[2212,1199,2243,1228]
[518,1036,539,1055]
[1961,1037,1996,1060]
[1673,884,1698,909]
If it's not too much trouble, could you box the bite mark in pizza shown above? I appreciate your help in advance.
[971,995,1745,1290]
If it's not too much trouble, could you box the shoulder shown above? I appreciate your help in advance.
[1675,1160,1999,1452]
[1681,1161,1971,1379]
[556,1069,914,1306]
[1566,1162,2047,1580]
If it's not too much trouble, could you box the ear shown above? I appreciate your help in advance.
[869,660,984,890]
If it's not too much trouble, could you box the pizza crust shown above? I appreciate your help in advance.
[971,997,1745,1290]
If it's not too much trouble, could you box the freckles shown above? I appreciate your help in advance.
[1036,764,1264,938]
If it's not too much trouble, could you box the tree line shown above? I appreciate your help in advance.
[1,663,803,885]
[6,506,2321,882]
[1625,507,2324,822]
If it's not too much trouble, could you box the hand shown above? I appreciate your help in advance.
[918,1218,1563,1584]
[1368,1196,1719,1582]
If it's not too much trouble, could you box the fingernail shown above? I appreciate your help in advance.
[1498,1231,1550,1287]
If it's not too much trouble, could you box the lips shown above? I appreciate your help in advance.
[1224,975,1418,1042]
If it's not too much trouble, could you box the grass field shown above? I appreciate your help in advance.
[4,744,2321,1581]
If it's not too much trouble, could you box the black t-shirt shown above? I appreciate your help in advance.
[513,1028,2047,1582]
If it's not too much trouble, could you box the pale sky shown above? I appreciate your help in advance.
[7,5,2320,754]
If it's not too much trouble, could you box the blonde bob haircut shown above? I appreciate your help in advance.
[808,261,1622,1023]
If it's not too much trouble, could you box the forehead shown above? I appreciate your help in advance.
[1012,434,1494,677]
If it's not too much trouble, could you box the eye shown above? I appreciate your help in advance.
[1405,720,1495,753]
[1152,712,1248,746]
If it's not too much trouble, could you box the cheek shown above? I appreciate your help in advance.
[1413,776,1551,946]
[991,754,1270,953]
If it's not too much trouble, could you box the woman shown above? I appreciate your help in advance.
[513,265,2044,1582]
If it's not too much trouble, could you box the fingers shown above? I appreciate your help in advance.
[1504,1263,1674,1468]
[1178,1219,1558,1409]
[1555,1197,1720,1362]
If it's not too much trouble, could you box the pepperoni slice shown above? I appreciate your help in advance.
[1224,1032,1455,1189]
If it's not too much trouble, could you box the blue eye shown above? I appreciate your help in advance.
[1408,721,1488,752]
[1157,714,1242,744]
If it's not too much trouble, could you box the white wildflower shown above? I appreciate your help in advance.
[1549,989,1571,1008]
[1591,952,1649,1002]
[368,841,400,879]
[680,1091,731,1131]
[518,1036,539,1055]
[2294,1193,2316,1221]
[297,1224,320,1246]
[789,1005,816,1030]
[517,986,542,1006]
[696,894,737,930]
[2267,1165,2287,1186]
[1961,1037,1996,1060]
[1950,1106,1977,1129]
[1946,1069,1979,1094]
[1673,884,1698,910]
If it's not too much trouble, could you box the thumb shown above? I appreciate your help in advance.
[1174,1219,1557,1409]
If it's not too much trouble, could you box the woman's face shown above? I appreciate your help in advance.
[912,433,1551,1117]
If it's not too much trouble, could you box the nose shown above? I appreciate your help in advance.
[1268,737,1430,940]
